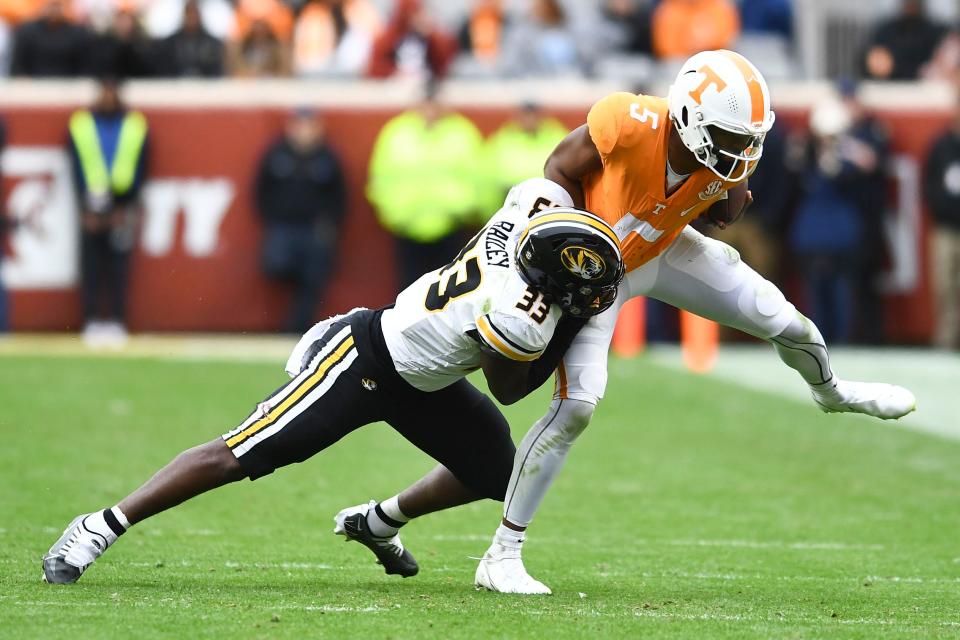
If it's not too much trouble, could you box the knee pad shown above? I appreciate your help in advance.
[777,311,825,345]
[738,276,795,338]
[553,399,595,445]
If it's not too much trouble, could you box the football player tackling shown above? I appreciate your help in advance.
[343,50,917,594]
[41,181,624,584]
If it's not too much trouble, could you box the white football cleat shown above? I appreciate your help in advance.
[43,514,110,584]
[811,379,916,420]
[475,543,552,595]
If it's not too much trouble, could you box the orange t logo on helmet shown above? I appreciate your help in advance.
[687,65,727,106]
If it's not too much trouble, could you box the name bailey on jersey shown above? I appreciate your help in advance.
[485,221,516,268]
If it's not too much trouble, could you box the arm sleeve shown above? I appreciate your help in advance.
[524,314,587,393]
[474,311,548,362]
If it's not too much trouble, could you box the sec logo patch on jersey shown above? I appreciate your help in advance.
[698,179,725,200]
[560,246,607,280]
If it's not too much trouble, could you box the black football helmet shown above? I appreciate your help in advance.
[516,207,625,318]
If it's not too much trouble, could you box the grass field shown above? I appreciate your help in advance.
[1,342,958,639]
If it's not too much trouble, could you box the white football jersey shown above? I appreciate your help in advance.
[380,178,574,392]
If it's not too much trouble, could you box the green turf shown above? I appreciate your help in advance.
[1,353,958,639]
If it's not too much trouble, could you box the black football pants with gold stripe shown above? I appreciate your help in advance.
[221,309,516,500]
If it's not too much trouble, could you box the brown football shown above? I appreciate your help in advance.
[704,180,750,229]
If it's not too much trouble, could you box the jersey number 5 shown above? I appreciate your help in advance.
[515,285,549,324]
[629,103,659,129]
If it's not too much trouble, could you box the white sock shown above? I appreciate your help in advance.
[366,496,409,538]
[379,496,409,524]
[111,505,131,530]
[85,508,125,546]
[494,523,525,549]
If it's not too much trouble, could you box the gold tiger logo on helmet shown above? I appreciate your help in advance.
[560,246,607,280]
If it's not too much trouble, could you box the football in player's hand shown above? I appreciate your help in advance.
[704,182,751,230]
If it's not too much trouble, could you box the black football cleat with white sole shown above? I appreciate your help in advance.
[333,501,418,578]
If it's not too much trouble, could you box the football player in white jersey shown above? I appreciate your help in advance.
[41,179,625,584]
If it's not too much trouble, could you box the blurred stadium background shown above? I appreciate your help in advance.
[1,0,958,638]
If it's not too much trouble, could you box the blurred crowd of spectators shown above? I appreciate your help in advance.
[6,1,960,84]
[7,0,960,84]
[0,0,792,81]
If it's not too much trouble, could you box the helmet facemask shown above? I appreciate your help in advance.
[701,124,765,182]
[672,103,767,183]
[556,269,623,317]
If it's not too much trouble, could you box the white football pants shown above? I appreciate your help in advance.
[503,226,834,527]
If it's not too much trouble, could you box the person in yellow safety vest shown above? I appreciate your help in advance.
[481,101,568,220]
[68,77,149,345]
[367,85,484,291]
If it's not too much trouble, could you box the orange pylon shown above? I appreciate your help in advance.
[680,311,719,373]
[612,296,646,357]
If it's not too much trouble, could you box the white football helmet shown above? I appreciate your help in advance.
[667,50,776,182]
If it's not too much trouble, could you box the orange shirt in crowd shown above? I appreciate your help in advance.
[651,0,740,60]
[466,0,504,63]
[1,0,61,24]
[233,0,294,42]
[583,92,745,271]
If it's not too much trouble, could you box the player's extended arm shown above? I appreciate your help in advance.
[543,125,602,209]
[479,315,587,405]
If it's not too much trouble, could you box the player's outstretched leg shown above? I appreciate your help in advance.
[771,314,916,420]
[475,398,594,595]
[646,228,916,421]
[43,439,243,584]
